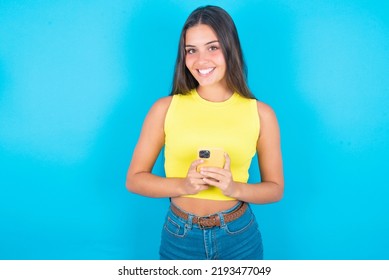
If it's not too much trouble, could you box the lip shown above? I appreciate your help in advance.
[197,67,215,76]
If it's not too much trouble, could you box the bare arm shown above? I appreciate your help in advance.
[126,97,209,198]
[200,101,284,204]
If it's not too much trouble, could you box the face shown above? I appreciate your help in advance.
[184,24,227,89]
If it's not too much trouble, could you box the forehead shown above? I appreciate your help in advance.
[185,24,218,45]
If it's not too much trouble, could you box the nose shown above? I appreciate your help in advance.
[196,50,210,64]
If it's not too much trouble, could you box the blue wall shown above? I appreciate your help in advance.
[0,0,388,259]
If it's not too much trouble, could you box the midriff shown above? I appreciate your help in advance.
[171,196,239,216]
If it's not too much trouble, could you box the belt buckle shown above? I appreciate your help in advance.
[198,216,217,229]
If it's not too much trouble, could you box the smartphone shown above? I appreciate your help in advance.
[197,148,225,172]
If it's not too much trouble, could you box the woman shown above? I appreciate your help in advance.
[126,5,283,260]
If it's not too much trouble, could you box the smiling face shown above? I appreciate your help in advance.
[184,24,227,90]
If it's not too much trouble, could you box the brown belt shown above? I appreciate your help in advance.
[170,202,248,229]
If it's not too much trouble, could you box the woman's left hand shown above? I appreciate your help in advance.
[199,153,237,197]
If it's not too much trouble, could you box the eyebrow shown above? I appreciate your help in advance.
[185,40,220,48]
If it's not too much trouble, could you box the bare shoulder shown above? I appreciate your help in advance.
[256,100,278,122]
[147,96,173,119]
[255,100,280,140]
[151,96,173,112]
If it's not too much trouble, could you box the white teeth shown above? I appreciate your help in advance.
[198,68,214,75]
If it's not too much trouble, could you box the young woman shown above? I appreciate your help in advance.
[126,5,283,260]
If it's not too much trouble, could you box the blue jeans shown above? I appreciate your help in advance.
[159,201,263,260]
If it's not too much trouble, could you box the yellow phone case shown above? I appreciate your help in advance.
[197,148,225,172]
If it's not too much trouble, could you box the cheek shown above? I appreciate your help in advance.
[214,53,226,66]
[185,56,194,68]
[185,58,197,76]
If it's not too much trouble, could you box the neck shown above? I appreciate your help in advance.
[197,84,233,102]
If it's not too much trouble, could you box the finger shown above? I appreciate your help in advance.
[198,184,210,190]
[188,170,206,178]
[223,152,231,170]
[200,171,224,182]
[189,183,209,194]
[191,178,209,185]
[202,178,223,189]
[200,168,228,178]
[189,159,204,171]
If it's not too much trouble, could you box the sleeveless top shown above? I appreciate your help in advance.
[164,89,260,201]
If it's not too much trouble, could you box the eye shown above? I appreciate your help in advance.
[185,48,196,54]
[209,45,219,51]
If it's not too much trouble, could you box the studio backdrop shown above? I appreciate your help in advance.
[0,0,388,259]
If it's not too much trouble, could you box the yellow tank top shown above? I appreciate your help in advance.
[164,89,260,201]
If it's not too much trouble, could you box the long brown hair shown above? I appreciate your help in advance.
[170,5,255,99]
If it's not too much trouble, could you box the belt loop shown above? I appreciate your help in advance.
[187,213,194,229]
[218,212,227,227]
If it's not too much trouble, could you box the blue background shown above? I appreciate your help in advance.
[0,0,388,260]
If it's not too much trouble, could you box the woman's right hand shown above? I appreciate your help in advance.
[182,159,209,195]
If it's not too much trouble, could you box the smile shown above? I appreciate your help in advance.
[197,67,215,76]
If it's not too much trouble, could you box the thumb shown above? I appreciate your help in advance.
[190,159,204,172]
